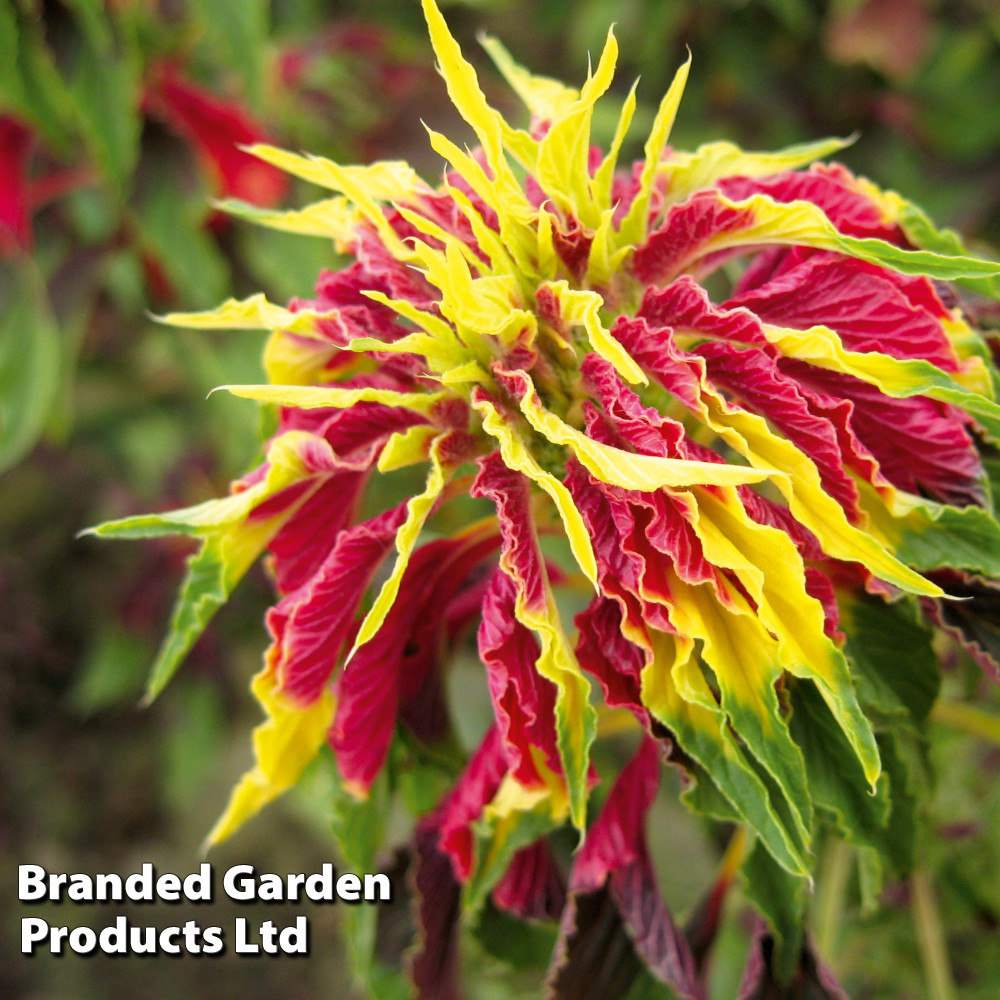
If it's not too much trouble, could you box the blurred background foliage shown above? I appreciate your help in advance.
[2,1,999,998]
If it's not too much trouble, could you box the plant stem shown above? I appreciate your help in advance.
[932,699,1000,747]
[911,868,957,1000]
[814,837,852,961]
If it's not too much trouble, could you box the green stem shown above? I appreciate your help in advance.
[911,868,957,1000]
[932,699,1000,747]
[814,837,852,961]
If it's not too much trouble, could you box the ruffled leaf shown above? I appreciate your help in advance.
[615,313,942,597]
[472,452,596,830]
[919,572,1000,686]
[633,190,1000,287]
[479,570,562,786]
[266,502,407,707]
[641,631,810,876]
[473,392,598,586]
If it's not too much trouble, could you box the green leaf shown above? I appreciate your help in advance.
[0,262,62,473]
[788,680,892,853]
[0,3,76,148]
[87,489,263,539]
[66,7,142,196]
[856,845,884,916]
[893,498,1000,578]
[143,534,234,701]
[841,231,1000,286]
[740,837,808,984]
[329,766,410,1000]
[160,678,226,811]
[131,168,230,308]
[841,596,940,728]
[68,626,148,715]
[642,647,811,877]
[472,899,558,971]
[465,791,562,915]
[239,222,344,302]
[898,198,1000,301]
[331,763,389,874]
[663,702,810,878]
[191,0,269,107]
[392,731,461,818]
[875,732,924,879]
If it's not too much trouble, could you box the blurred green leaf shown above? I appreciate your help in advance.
[68,625,148,715]
[162,677,227,810]
[0,2,76,147]
[0,261,62,472]
[132,170,231,308]
[239,221,340,302]
[65,4,142,196]
[329,765,412,1000]
[191,0,270,107]
[473,899,558,971]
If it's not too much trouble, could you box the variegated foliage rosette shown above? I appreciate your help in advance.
[93,1,1000,995]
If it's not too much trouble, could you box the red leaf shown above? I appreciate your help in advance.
[472,450,548,614]
[479,569,562,785]
[728,252,961,373]
[632,191,758,286]
[921,570,1000,686]
[332,531,499,794]
[575,594,647,718]
[551,740,702,1000]
[142,63,289,205]
[784,359,984,508]
[438,726,508,882]
[737,920,852,1000]
[718,164,903,242]
[266,502,406,705]
[695,339,862,518]
[492,838,566,921]
[0,117,35,256]
[411,816,464,1000]
[571,738,661,891]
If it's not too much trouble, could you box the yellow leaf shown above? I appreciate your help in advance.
[215,196,359,251]
[474,396,598,587]
[159,293,337,338]
[541,281,647,385]
[217,383,448,415]
[516,389,775,489]
[479,33,579,124]
[206,670,335,846]
[346,434,451,659]
[616,52,692,249]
